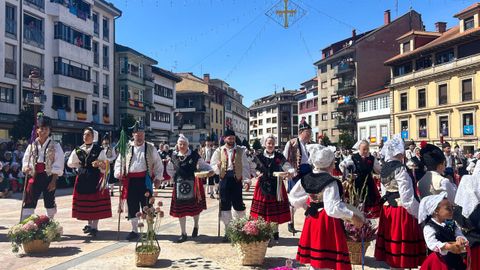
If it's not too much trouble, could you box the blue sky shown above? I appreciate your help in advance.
[111,0,474,106]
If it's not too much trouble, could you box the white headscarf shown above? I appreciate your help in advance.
[381,134,404,162]
[455,175,480,218]
[307,144,336,170]
[177,134,189,145]
[418,192,448,224]
[87,127,99,143]
[352,139,369,151]
[261,134,276,146]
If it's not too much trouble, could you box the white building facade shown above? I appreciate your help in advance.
[298,78,319,140]
[357,89,390,151]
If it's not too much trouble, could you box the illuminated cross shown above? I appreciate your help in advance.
[276,0,296,28]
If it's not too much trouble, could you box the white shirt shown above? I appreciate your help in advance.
[423,219,467,255]
[210,145,251,181]
[113,142,164,181]
[67,144,108,173]
[22,137,64,176]
[473,160,480,176]
[383,163,420,217]
[445,153,454,168]
[432,171,457,204]
[282,139,309,165]
[339,154,381,174]
[165,149,212,177]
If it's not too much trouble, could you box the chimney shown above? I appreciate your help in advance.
[435,22,447,33]
[384,10,391,25]
[203,73,210,83]
[352,29,356,39]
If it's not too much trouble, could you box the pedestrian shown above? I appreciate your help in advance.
[101,134,117,197]
[199,135,218,199]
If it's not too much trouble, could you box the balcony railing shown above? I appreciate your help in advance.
[24,28,44,47]
[337,99,356,111]
[335,80,355,95]
[5,59,16,76]
[336,117,357,130]
[6,19,16,36]
[25,0,44,10]
[334,62,355,75]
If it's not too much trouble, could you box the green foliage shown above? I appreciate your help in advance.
[338,132,355,150]
[11,108,35,141]
[252,139,262,150]
[121,114,137,137]
[320,135,332,146]
[225,216,274,244]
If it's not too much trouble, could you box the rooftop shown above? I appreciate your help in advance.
[152,66,182,82]
[115,44,157,64]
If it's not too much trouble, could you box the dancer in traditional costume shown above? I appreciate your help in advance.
[166,134,212,243]
[159,144,172,189]
[113,121,164,240]
[283,117,312,233]
[419,192,468,270]
[250,134,293,241]
[289,144,364,270]
[68,127,112,237]
[101,134,117,197]
[21,113,64,220]
[199,135,219,199]
[417,143,456,203]
[374,134,426,268]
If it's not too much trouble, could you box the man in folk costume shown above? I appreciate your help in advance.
[113,121,164,240]
[417,142,457,203]
[442,142,456,182]
[466,149,480,175]
[21,113,64,220]
[199,135,219,199]
[210,128,252,241]
[68,127,112,237]
[165,134,213,242]
[283,117,312,233]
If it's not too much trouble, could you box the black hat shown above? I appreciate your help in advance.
[442,142,451,149]
[299,117,311,132]
[36,112,51,128]
[224,128,235,137]
[129,121,145,133]
[420,143,446,170]
[205,135,212,142]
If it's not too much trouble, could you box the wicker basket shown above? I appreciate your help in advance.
[347,240,370,265]
[135,249,160,267]
[23,240,50,254]
[235,241,269,266]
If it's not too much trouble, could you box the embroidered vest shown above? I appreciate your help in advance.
[29,138,59,176]
[418,171,445,199]
[219,145,243,181]
[287,138,302,172]
[125,142,156,177]
[254,151,286,195]
[426,220,466,270]
[75,144,102,194]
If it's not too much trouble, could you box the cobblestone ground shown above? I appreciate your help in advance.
[0,184,398,270]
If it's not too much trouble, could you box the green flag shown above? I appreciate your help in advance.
[117,129,128,176]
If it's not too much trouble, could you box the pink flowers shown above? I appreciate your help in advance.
[242,221,259,236]
[22,221,38,231]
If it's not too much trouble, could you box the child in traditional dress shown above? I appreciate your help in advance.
[419,192,468,270]
[289,144,364,270]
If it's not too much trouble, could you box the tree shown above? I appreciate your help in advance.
[121,114,137,137]
[11,108,35,142]
[252,138,262,150]
[338,132,355,150]
[320,135,332,146]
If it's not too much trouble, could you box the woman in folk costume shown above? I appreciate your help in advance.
[250,134,294,241]
[166,134,213,243]
[68,127,112,237]
[454,175,480,269]
[340,140,382,218]
[419,193,468,270]
[374,134,426,269]
[289,144,365,270]
[101,134,118,197]
[159,144,172,189]
[417,142,457,203]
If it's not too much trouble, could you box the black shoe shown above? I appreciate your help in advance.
[287,223,298,233]
[88,229,98,237]
[273,232,279,241]
[83,225,91,234]
[176,234,187,243]
[126,231,139,241]
[210,193,215,199]
[192,227,198,238]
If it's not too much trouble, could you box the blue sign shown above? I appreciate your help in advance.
[464,125,474,135]
[401,131,408,139]
[382,136,388,142]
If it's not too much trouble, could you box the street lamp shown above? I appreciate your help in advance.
[26,69,45,125]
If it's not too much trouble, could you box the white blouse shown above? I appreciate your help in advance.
[423,219,467,255]
[113,142,164,181]
[67,144,108,173]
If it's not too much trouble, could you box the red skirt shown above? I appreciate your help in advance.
[72,176,112,220]
[375,205,426,268]
[169,177,206,218]
[296,210,351,270]
[250,180,291,224]
[420,252,450,270]
[471,246,480,270]
[162,160,171,181]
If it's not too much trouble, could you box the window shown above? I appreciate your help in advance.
[92,101,98,115]
[403,41,410,53]
[153,111,171,123]
[102,17,109,41]
[74,98,86,113]
[92,70,99,96]
[462,79,472,102]
[54,57,90,82]
[23,49,43,79]
[103,74,109,98]
[379,96,389,109]
[5,4,16,37]
[120,85,127,101]
[393,62,412,77]
[267,128,271,133]
[52,93,69,110]
[416,56,432,70]
[370,126,377,139]
[435,49,454,65]
[322,113,328,121]
[331,95,338,103]
[439,116,449,137]
[92,12,99,36]
[463,113,474,136]
[139,89,143,102]
[103,103,109,116]
[331,112,336,119]
[464,16,475,31]
[272,127,277,134]
[417,89,426,108]
[321,97,327,105]
[360,128,367,140]
[400,93,407,111]
[400,120,409,138]
[321,81,327,89]
[5,43,16,76]
[418,118,427,138]
[25,0,44,10]
[102,45,109,69]
[438,84,448,105]
[215,109,218,123]
[154,84,173,99]
[24,13,44,48]
[266,118,271,124]
[93,41,99,65]
[320,65,327,73]
[54,22,91,50]
[0,86,14,104]
[272,117,277,124]
[258,129,263,136]
[380,125,388,139]
[308,115,312,125]
[315,114,319,126]
[371,99,377,110]
[360,100,367,112]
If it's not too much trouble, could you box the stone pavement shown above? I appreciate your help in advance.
[0,185,393,270]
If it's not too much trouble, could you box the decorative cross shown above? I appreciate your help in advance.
[276,0,296,28]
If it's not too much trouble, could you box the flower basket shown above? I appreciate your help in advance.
[235,240,269,265]
[135,244,160,267]
[347,240,370,265]
[23,239,50,254]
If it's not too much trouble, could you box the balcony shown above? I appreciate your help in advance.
[336,99,356,112]
[336,117,356,130]
[23,27,44,48]
[181,124,196,130]
[334,62,355,75]
[335,80,355,95]
[128,99,145,110]
[5,59,16,77]
[6,19,16,37]
[25,0,44,10]
[50,0,91,21]
[76,112,87,121]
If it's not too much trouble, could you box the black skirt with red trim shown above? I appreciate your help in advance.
[72,175,112,220]
[250,180,291,224]
[169,177,206,218]
[374,205,426,268]
[296,210,352,270]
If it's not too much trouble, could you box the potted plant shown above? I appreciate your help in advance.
[135,196,164,267]
[7,214,63,254]
[226,216,274,266]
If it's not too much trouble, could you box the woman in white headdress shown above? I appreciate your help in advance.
[374,134,426,268]
[250,134,294,241]
[68,127,112,237]
[289,144,364,270]
[166,134,213,243]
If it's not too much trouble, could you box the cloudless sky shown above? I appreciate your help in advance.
[111,0,474,106]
